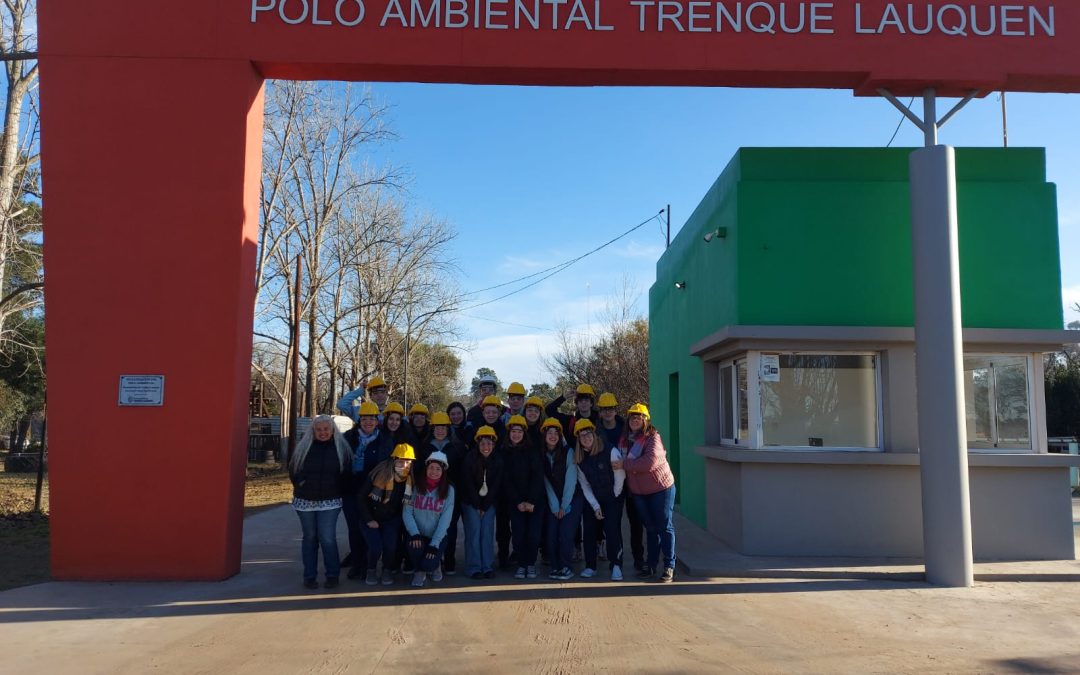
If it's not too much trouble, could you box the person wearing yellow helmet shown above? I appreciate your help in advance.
[461,426,506,579]
[502,415,545,579]
[595,392,643,572]
[357,443,416,585]
[288,415,354,589]
[613,403,677,583]
[523,396,546,447]
[540,418,580,581]
[545,383,600,439]
[336,376,390,422]
[341,400,388,578]
[572,418,627,581]
[503,382,528,420]
[419,410,469,575]
[379,402,411,447]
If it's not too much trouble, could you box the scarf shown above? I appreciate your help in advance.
[352,427,379,474]
[367,459,414,506]
[424,476,440,493]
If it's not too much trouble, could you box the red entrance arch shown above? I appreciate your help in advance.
[39,1,1080,580]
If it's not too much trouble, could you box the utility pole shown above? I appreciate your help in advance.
[666,204,671,248]
[1001,91,1009,148]
[287,255,303,464]
[34,397,46,513]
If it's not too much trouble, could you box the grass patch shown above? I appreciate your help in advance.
[0,460,294,591]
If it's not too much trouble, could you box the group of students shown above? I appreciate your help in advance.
[286,374,677,590]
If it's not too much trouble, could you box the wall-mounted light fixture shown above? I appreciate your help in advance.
[674,281,687,290]
[703,227,728,243]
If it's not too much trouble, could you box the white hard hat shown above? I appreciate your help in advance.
[426,451,449,468]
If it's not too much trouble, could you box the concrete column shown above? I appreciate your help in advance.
[909,145,975,587]
[41,55,265,580]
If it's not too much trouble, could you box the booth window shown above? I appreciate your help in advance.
[963,354,1032,451]
[719,358,749,444]
[759,353,881,450]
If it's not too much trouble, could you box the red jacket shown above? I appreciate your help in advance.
[621,431,675,496]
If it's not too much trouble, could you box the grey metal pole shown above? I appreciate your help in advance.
[909,89,974,587]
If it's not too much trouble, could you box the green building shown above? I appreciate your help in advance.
[650,148,1078,560]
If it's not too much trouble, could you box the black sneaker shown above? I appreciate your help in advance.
[444,559,457,576]
[303,579,319,589]
[471,571,485,580]
[324,577,339,589]
[657,568,674,583]
[636,567,655,580]
[483,570,495,579]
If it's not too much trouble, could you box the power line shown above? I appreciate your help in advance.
[461,210,666,299]
[886,97,916,147]
[458,209,665,312]
[463,313,590,337]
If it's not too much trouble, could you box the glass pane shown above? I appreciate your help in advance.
[736,360,749,442]
[994,359,1030,448]
[720,365,734,440]
[962,359,993,447]
[760,354,878,448]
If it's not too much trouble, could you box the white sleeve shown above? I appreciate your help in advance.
[612,448,626,498]
[576,468,600,513]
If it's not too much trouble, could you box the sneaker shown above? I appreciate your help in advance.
[637,567,655,580]
[444,560,457,576]
[324,577,339,589]
[526,566,538,579]
[403,562,415,574]
[303,579,318,589]
[658,567,674,583]
[611,565,623,581]
[552,567,574,581]
[579,568,596,579]
[411,571,427,588]
[365,569,379,585]
[381,570,394,586]
[471,571,485,580]
[514,567,527,580]
[483,570,495,579]
[431,566,444,582]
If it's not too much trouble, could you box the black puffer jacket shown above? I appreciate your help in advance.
[461,449,505,512]
[502,440,545,508]
[290,439,347,502]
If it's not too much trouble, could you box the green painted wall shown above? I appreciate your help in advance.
[650,147,1064,527]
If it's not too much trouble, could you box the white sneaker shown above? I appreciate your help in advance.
[611,565,623,581]
[431,566,443,582]
[526,566,538,579]
[410,571,426,588]
[579,567,596,579]
[513,567,527,579]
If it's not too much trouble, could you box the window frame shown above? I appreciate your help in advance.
[962,352,1037,454]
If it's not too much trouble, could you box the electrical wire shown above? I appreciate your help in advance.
[886,97,916,147]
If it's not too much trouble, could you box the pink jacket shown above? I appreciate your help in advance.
[621,431,675,496]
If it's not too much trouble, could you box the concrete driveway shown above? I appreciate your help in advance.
[2,503,1079,674]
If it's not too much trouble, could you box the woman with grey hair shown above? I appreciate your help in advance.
[289,415,353,589]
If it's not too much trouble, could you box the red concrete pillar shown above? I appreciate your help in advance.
[40,56,265,580]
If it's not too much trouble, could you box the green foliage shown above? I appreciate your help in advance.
[528,382,558,403]
[1045,353,1080,438]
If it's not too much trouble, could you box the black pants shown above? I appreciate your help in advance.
[583,496,624,570]
[340,492,368,571]
[625,492,645,569]
[444,502,462,571]
[496,500,513,567]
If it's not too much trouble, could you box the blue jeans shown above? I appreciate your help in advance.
[407,536,448,573]
[545,492,583,571]
[463,505,496,574]
[583,496,624,570]
[509,507,543,567]
[361,518,400,570]
[296,507,341,581]
[634,486,677,571]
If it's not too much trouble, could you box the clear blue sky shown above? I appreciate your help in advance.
[361,86,1080,389]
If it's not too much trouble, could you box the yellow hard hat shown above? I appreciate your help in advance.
[540,418,563,434]
[409,403,429,417]
[481,395,502,409]
[525,396,544,410]
[627,403,650,419]
[474,425,498,442]
[597,393,618,408]
[576,384,596,398]
[383,402,405,416]
[358,401,380,417]
[366,376,388,390]
[574,418,596,436]
[506,415,527,429]
[391,443,416,460]
[430,411,451,426]
[507,382,527,396]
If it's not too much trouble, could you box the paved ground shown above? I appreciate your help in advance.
[2,502,1079,674]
